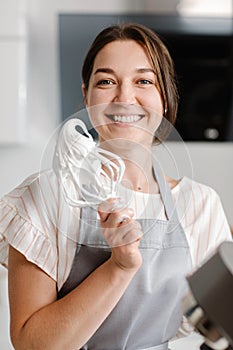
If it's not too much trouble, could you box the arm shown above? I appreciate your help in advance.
[8,207,142,350]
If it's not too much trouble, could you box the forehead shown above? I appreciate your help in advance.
[93,39,153,69]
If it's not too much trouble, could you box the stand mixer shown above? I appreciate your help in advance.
[183,241,233,350]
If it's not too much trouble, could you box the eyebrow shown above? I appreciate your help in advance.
[94,68,156,75]
[136,68,156,74]
[94,68,114,75]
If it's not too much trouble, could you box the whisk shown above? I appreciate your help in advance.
[53,118,125,207]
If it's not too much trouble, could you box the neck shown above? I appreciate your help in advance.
[99,139,160,193]
[122,160,159,193]
[99,138,152,162]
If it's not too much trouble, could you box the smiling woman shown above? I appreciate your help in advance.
[0,23,232,350]
[83,40,163,147]
[82,24,178,128]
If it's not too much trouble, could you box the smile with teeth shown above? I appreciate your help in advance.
[106,114,144,123]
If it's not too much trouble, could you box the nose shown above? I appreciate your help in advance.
[113,82,136,104]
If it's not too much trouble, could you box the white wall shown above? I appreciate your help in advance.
[0,1,232,348]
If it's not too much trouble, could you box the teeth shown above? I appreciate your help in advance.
[112,115,142,123]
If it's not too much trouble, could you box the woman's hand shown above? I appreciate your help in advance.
[98,199,143,272]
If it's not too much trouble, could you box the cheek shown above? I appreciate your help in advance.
[85,85,114,107]
[141,91,163,115]
[86,103,111,131]
[155,91,164,113]
[86,93,105,107]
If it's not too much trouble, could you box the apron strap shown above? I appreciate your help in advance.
[152,158,179,222]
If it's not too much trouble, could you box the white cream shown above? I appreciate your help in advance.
[53,118,125,207]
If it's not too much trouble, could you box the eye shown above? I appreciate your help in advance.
[138,79,153,85]
[97,79,114,86]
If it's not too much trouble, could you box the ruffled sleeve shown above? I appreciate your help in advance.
[0,171,59,281]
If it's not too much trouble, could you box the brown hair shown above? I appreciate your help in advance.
[82,23,179,133]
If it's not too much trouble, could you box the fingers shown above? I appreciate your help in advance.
[120,221,143,245]
[98,200,143,269]
[103,216,139,247]
[105,220,142,246]
[105,209,134,227]
[98,198,143,247]
[98,198,134,226]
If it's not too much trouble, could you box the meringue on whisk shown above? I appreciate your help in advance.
[53,118,125,207]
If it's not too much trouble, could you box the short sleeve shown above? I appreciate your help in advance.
[0,171,59,281]
[176,178,232,269]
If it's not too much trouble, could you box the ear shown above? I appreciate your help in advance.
[82,83,88,106]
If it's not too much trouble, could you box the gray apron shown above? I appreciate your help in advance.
[58,165,192,350]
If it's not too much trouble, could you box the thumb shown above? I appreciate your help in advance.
[98,198,120,222]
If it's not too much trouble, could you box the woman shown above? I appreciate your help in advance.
[0,23,231,350]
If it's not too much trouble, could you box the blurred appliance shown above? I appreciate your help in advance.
[165,30,233,141]
[183,241,233,350]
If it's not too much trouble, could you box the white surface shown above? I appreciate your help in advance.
[144,0,232,17]
[176,0,232,17]
[170,333,204,350]
[0,267,14,350]
[0,0,27,144]
[0,41,26,143]
[0,0,26,36]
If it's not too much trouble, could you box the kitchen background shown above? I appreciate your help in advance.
[0,0,232,349]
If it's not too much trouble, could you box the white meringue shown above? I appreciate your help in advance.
[53,118,125,207]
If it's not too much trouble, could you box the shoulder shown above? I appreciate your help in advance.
[1,169,60,233]
[175,177,232,267]
[2,169,56,194]
[172,176,221,203]
[171,176,230,236]
[2,169,58,205]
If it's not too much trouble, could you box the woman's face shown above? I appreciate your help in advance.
[83,39,164,146]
